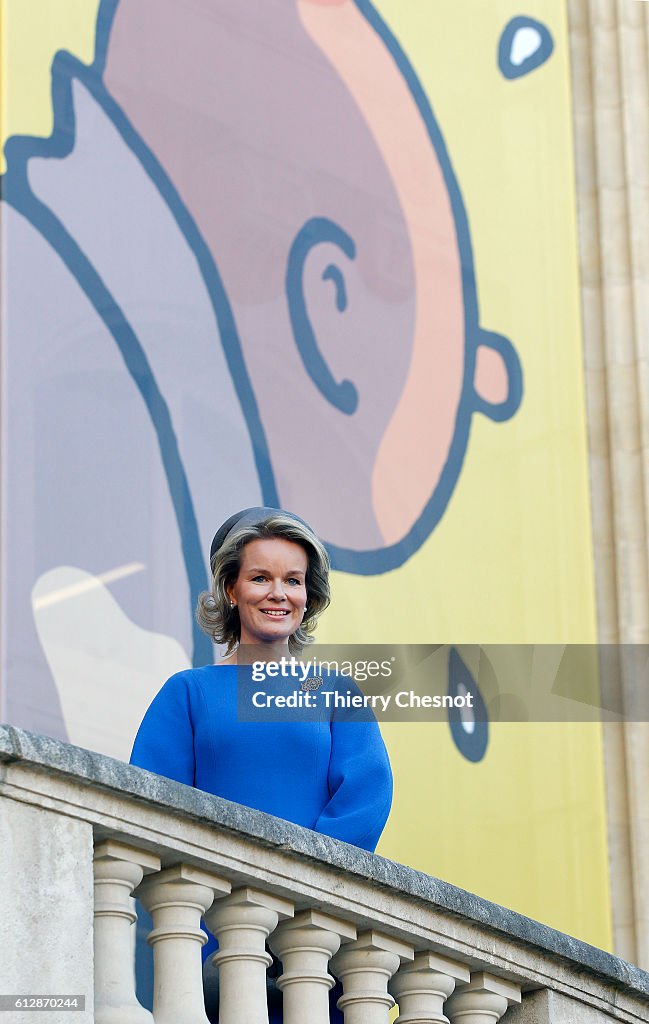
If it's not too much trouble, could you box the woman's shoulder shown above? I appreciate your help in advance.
[158,662,237,693]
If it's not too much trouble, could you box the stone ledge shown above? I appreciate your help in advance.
[1,723,648,1002]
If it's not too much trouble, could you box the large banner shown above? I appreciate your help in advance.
[0,0,610,949]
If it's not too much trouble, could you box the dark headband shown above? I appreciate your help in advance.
[209,507,310,564]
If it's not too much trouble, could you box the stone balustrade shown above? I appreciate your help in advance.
[1,725,648,1024]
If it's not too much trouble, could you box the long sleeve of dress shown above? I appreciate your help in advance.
[313,717,393,852]
[129,672,196,786]
[128,667,393,854]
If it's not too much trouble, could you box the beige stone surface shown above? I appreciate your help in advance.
[568,0,649,970]
[506,988,643,1024]
[0,797,94,1024]
[1,732,648,1022]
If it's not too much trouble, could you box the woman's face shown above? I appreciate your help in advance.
[226,537,308,648]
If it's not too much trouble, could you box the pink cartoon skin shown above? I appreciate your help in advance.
[104,0,521,572]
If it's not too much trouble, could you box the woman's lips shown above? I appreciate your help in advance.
[260,609,290,616]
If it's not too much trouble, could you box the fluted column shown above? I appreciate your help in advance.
[445,972,521,1024]
[389,951,470,1024]
[330,929,414,1024]
[568,0,649,969]
[93,839,160,1024]
[137,863,231,1024]
[269,909,356,1024]
[204,886,293,1024]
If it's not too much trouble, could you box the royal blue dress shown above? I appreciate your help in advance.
[130,664,393,1021]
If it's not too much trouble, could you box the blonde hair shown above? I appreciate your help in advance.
[196,512,330,655]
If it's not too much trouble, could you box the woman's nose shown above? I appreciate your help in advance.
[268,578,286,600]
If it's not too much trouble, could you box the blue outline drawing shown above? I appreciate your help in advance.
[286,217,358,415]
[327,0,523,573]
[498,16,554,80]
[1,0,524,600]
[448,648,489,763]
[2,0,279,664]
[322,263,348,313]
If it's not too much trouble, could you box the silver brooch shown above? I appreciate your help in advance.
[301,677,324,691]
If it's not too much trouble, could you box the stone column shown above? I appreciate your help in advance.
[389,951,470,1024]
[330,929,414,1024]
[137,863,230,1024]
[270,909,357,1024]
[445,972,521,1024]
[568,0,649,969]
[93,839,160,1024]
[204,886,293,1024]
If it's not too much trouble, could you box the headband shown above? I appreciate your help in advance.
[209,506,309,564]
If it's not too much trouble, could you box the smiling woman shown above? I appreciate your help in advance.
[129,507,393,1021]
[197,507,331,656]
[227,537,308,644]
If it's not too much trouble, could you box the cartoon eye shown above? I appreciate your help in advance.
[498,16,554,80]
[447,648,489,763]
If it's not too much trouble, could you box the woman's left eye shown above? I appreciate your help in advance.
[287,578,301,586]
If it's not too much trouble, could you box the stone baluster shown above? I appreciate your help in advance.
[445,972,521,1024]
[389,951,471,1024]
[93,839,161,1024]
[204,886,294,1024]
[137,863,231,1024]
[269,909,357,1024]
[331,929,414,1024]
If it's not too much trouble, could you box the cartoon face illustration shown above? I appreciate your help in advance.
[3,2,610,963]
[102,0,522,572]
[1,0,522,746]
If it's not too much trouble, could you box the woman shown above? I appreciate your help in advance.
[130,507,393,1017]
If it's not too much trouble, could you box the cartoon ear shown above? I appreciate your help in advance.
[472,329,523,422]
[286,216,358,415]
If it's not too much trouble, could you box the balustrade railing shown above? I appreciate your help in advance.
[1,724,648,1024]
